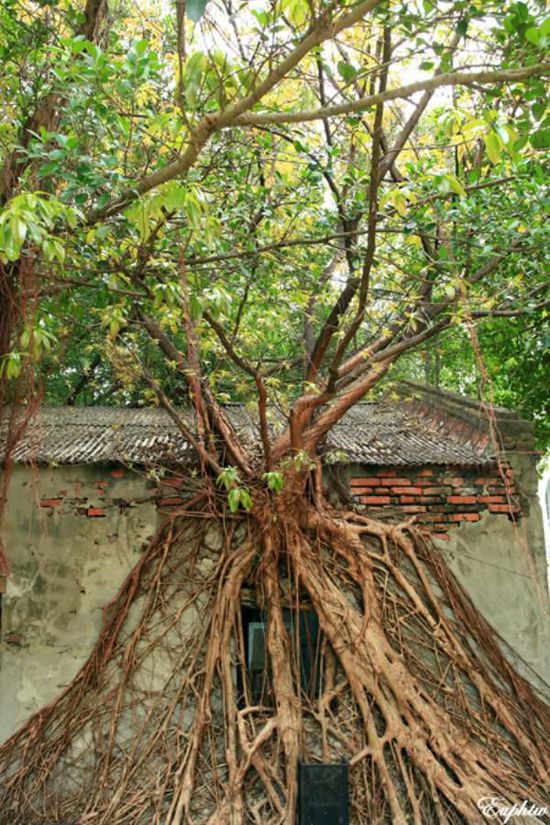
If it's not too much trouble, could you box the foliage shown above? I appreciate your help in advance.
[0,0,547,458]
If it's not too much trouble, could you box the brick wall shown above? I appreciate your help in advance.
[350,464,520,540]
[35,469,188,519]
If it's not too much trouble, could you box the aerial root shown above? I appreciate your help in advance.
[0,502,548,824]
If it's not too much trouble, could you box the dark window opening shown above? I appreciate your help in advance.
[298,762,349,824]
[239,605,321,706]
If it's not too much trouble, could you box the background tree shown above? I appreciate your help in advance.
[0,0,549,822]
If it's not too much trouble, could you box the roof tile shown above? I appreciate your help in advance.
[0,402,491,467]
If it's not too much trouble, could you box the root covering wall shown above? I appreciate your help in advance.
[0,453,548,745]
[343,456,550,686]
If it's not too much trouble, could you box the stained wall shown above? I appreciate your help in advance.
[0,464,158,742]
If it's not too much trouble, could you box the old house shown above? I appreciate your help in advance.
[0,382,548,743]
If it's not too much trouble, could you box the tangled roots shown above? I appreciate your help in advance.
[0,500,548,824]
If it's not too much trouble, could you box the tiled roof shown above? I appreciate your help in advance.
[0,401,493,467]
[325,403,491,466]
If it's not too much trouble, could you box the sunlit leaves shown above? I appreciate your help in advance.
[216,466,252,511]
[379,187,417,216]
[0,352,23,380]
[0,194,77,263]
[263,471,285,493]
[124,183,214,243]
[2,0,547,437]
[100,305,127,338]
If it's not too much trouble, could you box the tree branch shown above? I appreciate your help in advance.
[233,64,550,127]
[137,311,252,475]
[203,310,272,470]
[88,0,384,222]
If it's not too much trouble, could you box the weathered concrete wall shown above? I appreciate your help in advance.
[0,464,158,742]
[338,457,550,690]
[437,453,550,690]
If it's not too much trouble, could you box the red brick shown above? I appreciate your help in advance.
[488,504,520,514]
[487,485,514,495]
[392,486,422,494]
[380,477,411,487]
[449,513,480,522]
[351,487,375,495]
[448,495,477,504]
[87,507,105,517]
[111,468,124,478]
[399,496,415,503]
[40,498,63,508]
[401,505,427,513]
[360,496,391,505]
[433,533,450,541]
[418,468,434,476]
[350,477,380,487]
[158,497,185,507]
[378,469,398,477]
[416,513,451,523]
[474,477,499,485]
[446,477,465,486]
[477,495,505,503]
[422,486,450,495]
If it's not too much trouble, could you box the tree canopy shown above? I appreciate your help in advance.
[0,0,548,464]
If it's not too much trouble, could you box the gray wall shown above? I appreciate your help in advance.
[437,452,550,692]
[0,464,157,742]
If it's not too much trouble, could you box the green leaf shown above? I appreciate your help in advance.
[337,61,357,83]
[12,216,27,244]
[186,0,208,23]
[524,27,540,46]
[263,471,285,493]
[42,239,56,263]
[444,174,467,197]
[484,131,502,164]
[393,191,408,217]
[239,489,253,510]
[216,466,240,490]
[532,102,545,121]
[530,128,550,149]
[283,0,308,26]
[20,328,30,349]
[135,39,149,56]
[161,182,188,211]
[228,487,241,513]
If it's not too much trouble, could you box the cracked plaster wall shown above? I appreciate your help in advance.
[0,464,158,742]
[435,452,550,691]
